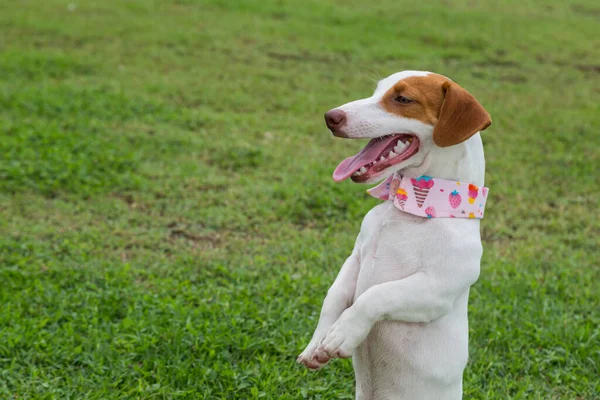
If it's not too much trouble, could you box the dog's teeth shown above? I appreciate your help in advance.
[379,156,386,161]
[388,151,397,158]
[360,166,367,173]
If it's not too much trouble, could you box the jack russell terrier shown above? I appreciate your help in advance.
[297,70,492,399]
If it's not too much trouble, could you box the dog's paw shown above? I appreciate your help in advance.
[297,335,330,370]
[316,307,373,360]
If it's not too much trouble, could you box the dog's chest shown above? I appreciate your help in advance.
[354,201,477,296]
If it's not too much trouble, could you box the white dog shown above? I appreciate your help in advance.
[297,71,492,399]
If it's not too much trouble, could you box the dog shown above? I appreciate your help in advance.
[297,70,492,399]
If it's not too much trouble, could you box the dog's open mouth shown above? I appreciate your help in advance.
[333,134,420,182]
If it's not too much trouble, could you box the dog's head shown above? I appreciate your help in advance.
[327,71,491,183]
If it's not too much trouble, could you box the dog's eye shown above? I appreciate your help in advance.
[394,96,413,104]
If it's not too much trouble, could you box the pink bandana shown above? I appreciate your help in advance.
[367,173,489,219]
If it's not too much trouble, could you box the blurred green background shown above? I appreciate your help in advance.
[0,0,598,398]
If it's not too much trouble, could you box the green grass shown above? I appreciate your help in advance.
[0,0,599,398]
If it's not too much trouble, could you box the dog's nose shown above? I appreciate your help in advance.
[325,109,347,132]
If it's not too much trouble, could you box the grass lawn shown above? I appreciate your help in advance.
[1,0,599,398]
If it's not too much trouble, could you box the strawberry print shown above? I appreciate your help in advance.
[449,190,462,208]
[425,206,436,218]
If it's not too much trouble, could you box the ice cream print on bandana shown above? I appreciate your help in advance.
[411,176,435,208]
[367,173,489,219]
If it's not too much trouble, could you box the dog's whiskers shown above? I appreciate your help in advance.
[368,68,382,85]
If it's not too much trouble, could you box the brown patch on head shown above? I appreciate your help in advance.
[380,74,450,125]
[379,74,491,147]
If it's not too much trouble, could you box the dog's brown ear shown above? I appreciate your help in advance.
[433,81,492,147]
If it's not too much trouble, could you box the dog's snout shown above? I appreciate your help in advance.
[325,109,347,133]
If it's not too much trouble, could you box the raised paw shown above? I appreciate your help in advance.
[297,334,331,370]
[315,307,373,360]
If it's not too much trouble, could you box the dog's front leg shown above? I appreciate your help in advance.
[316,265,479,359]
[297,250,360,369]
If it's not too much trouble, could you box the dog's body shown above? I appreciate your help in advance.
[297,71,492,399]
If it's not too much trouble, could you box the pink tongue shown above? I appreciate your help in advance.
[333,136,397,182]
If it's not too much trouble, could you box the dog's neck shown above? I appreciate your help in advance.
[405,133,486,187]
